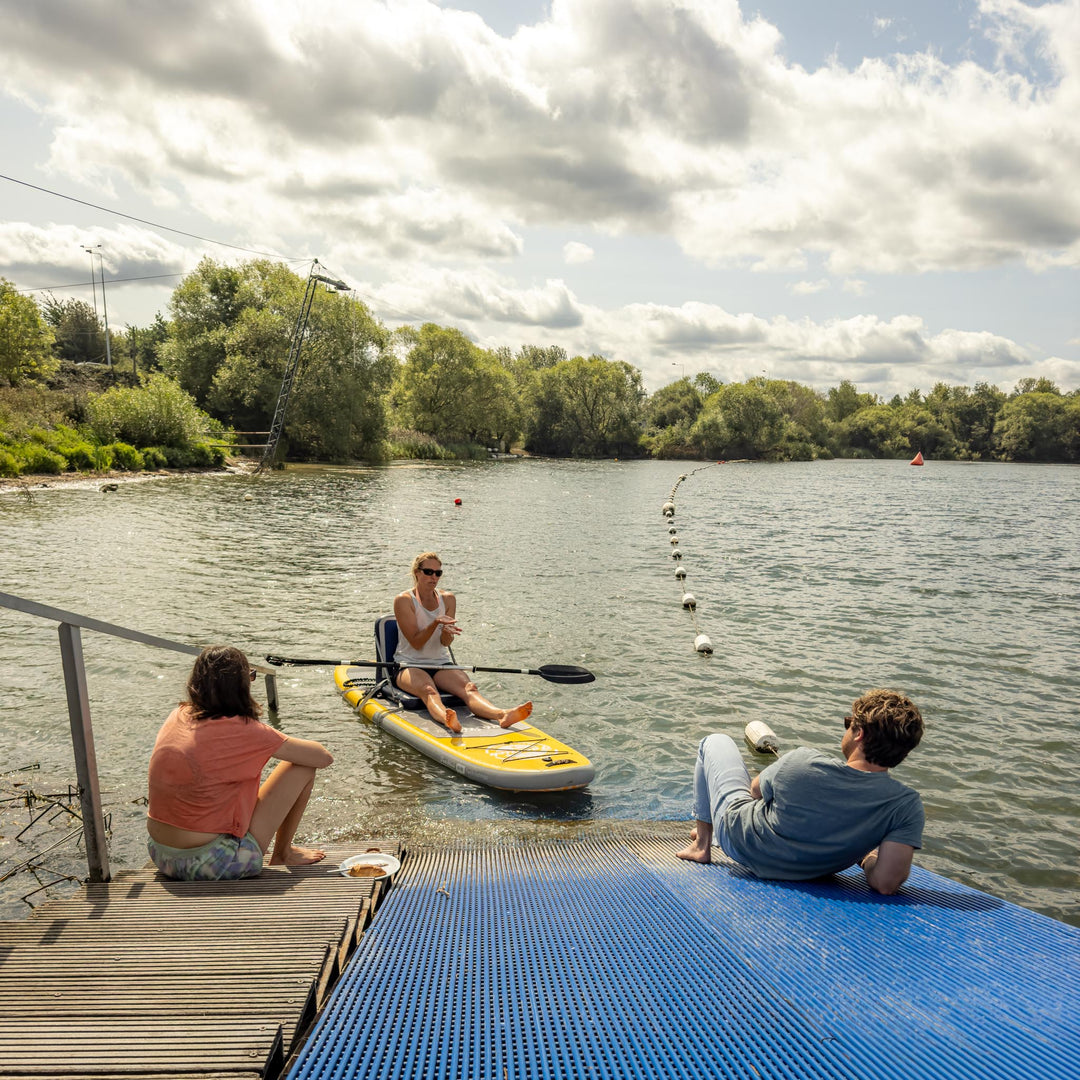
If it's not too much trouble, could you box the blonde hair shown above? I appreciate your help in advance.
[410,551,441,580]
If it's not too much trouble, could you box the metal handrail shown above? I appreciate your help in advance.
[0,591,279,883]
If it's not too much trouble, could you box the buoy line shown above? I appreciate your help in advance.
[662,462,782,757]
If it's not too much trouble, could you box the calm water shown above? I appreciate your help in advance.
[1,458,1078,925]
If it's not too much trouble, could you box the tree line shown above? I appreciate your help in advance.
[2,260,1079,477]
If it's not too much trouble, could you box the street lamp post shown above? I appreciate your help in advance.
[82,245,111,368]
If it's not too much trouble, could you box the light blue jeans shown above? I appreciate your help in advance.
[692,733,755,861]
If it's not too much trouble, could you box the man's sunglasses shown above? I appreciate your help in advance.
[419,567,443,577]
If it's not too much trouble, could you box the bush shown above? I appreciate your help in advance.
[17,444,66,474]
[141,446,169,469]
[386,428,456,460]
[85,373,211,449]
[108,442,144,471]
[0,448,19,477]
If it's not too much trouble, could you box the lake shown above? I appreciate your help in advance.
[1,457,1077,925]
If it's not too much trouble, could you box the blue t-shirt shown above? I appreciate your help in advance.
[723,747,924,881]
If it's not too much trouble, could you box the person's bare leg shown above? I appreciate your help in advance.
[248,761,325,865]
[397,668,462,733]
[676,820,713,863]
[436,674,531,729]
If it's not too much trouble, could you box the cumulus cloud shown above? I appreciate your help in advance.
[0,220,188,282]
[355,263,1077,399]
[791,279,830,295]
[0,0,1076,276]
[563,241,594,264]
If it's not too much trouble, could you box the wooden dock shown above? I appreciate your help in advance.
[0,842,399,1080]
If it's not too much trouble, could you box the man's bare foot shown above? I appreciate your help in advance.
[675,841,711,864]
[499,702,533,729]
[441,708,462,734]
[270,845,326,866]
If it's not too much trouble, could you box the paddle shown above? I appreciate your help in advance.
[264,655,596,684]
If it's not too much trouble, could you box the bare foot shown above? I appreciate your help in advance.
[675,841,711,864]
[441,708,462,734]
[499,702,533,729]
[270,845,326,866]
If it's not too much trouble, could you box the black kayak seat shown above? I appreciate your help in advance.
[374,615,462,710]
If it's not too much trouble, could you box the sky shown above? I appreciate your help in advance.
[1,0,1078,398]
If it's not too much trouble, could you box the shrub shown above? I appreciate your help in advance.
[141,446,168,469]
[108,442,144,471]
[0,449,19,477]
[17,444,66,474]
[85,373,211,449]
[386,427,456,460]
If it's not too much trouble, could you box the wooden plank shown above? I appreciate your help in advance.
[0,1019,283,1076]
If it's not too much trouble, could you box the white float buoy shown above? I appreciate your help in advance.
[671,550,682,560]
[681,592,696,609]
[694,633,713,654]
[679,474,688,481]
[670,536,679,546]
[744,720,780,754]
[244,494,253,501]
[668,525,677,534]
[662,502,675,516]
[675,565,686,579]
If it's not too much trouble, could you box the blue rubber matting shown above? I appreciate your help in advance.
[288,836,1079,1080]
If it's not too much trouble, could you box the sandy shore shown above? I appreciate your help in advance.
[0,460,255,496]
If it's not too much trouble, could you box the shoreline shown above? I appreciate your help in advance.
[0,459,255,496]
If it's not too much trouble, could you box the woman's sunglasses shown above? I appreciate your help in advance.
[419,568,443,577]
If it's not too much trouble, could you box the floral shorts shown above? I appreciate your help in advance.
[147,831,264,881]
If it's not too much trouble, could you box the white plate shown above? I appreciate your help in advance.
[337,852,401,879]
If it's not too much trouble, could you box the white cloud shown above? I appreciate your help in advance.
[563,241,594,264]
[842,278,868,295]
[790,279,830,295]
[0,0,1076,278]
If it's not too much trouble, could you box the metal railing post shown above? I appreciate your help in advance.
[57,622,111,882]
[264,673,279,713]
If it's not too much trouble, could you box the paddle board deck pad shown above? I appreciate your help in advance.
[334,666,595,792]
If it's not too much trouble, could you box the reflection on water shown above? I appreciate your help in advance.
[1,458,1078,926]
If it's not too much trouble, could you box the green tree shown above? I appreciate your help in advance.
[84,373,214,449]
[839,404,908,457]
[0,279,56,386]
[690,381,784,458]
[826,379,877,422]
[924,382,1005,458]
[391,324,518,447]
[523,355,644,456]
[1012,377,1060,397]
[159,258,247,403]
[993,392,1078,462]
[40,295,105,365]
[644,377,703,431]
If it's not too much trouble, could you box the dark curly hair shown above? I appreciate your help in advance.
[849,689,923,768]
[184,645,261,722]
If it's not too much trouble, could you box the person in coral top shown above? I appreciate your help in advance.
[147,644,333,880]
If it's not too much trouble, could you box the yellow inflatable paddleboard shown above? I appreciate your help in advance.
[334,665,595,792]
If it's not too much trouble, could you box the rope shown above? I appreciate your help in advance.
[662,464,727,654]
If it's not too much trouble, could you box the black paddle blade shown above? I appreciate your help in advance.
[536,664,595,684]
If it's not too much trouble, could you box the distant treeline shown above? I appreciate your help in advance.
[2,261,1078,476]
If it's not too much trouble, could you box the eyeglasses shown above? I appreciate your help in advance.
[249,669,257,681]
[419,568,443,577]
[844,715,855,729]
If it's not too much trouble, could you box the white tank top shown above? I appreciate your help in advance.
[394,591,451,667]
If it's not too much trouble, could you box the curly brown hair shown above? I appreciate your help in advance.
[184,645,262,722]
[848,689,923,768]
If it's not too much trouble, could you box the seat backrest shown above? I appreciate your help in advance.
[373,615,460,710]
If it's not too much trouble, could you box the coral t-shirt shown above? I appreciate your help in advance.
[148,706,289,837]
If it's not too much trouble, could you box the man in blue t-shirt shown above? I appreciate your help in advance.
[676,689,924,895]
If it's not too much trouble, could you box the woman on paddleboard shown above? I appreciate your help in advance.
[393,552,532,734]
[146,645,333,880]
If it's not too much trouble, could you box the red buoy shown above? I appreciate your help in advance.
[910,452,924,466]
[454,497,462,505]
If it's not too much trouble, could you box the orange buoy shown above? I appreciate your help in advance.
[910,452,924,466]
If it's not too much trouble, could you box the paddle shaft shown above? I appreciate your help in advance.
[264,655,595,684]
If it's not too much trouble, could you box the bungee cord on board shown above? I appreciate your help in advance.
[662,463,783,757]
